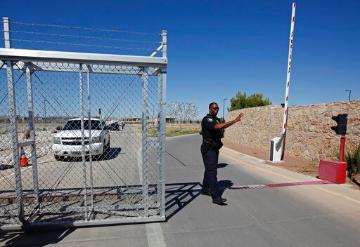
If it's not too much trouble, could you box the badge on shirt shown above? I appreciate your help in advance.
[207,118,213,122]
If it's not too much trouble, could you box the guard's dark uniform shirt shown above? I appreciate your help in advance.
[200,114,224,200]
[201,114,224,149]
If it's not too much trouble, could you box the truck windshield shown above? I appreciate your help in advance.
[62,120,103,130]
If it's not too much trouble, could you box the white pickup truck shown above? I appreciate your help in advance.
[52,118,110,160]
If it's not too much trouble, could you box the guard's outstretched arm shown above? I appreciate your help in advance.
[214,113,243,129]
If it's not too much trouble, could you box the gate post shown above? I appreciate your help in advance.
[4,17,24,222]
[79,63,88,220]
[25,66,40,206]
[141,68,149,217]
[2,17,11,48]
[6,61,24,222]
[159,30,167,218]
[86,65,94,219]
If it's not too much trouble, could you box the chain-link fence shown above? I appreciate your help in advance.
[0,19,167,229]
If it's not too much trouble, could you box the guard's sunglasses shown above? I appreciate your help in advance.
[211,106,219,110]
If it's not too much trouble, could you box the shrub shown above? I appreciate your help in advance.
[345,143,360,179]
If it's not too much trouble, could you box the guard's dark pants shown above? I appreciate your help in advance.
[201,143,220,199]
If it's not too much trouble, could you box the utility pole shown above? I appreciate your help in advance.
[345,89,351,102]
[223,98,227,120]
[43,97,47,123]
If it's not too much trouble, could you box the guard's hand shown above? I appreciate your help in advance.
[235,113,244,122]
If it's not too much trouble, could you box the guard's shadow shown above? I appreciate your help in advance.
[165,182,202,221]
[218,180,234,195]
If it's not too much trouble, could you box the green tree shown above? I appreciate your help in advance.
[229,91,271,110]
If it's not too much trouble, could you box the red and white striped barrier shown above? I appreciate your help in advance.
[282,2,296,136]
[270,2,297,162]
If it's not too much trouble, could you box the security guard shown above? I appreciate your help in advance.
[200,102,243,205]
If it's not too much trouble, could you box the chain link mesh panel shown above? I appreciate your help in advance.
[0,68,19,225]
[0,60,166,228]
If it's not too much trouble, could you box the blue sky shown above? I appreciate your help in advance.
[1,0,359,118]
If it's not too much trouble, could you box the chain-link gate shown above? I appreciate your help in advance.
[0,19,167,230]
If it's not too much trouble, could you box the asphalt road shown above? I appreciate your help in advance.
[1,134,360,247]
[0,126,148,191]
[0,125,160,222]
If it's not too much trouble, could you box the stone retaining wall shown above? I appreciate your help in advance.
[224,101,360,161]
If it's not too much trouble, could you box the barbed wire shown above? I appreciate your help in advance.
[11,38,153,52]
[1,19,164,55]
[10,30,159,44]
[11,21,159,36]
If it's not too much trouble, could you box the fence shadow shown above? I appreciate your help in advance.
[165,182,202,221]
[1,227,75,247]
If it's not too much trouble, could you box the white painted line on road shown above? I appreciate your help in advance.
[222,147,360,205]
[316,186,360,205]
[145,223,167,247]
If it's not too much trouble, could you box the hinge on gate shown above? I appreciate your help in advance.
[139,66,146,76]
[0,60,17,69]
[86,64,93,73]
[22,62,42,74]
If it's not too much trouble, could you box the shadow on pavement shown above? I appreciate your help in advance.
[1,227,75,247]
[218,180,234,196]
[1,181,230,244]
[99,147,122,161]
[0,164,13,171]
[58,147,122,162]
[166,151,188,167]
[165,180,235,218]
[217,163,229,168]
[165,182,202,220]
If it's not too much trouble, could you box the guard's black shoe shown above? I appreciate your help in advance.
[212,198,227,205]
[200,189,211,196]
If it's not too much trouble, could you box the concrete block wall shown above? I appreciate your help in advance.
[224,101,360,161]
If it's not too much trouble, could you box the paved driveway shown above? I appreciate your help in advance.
[1,134,359,247]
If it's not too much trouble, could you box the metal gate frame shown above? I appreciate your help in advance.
[0,17,167,230]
